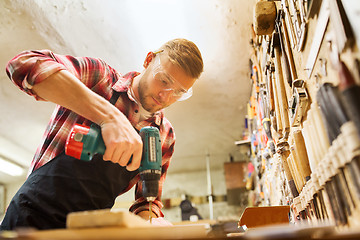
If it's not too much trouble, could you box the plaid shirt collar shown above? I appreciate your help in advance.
[113,71,164,127]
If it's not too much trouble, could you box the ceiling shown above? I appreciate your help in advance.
[0,0,254,184]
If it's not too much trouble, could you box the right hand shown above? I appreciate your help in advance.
[30,69,143,171]
[100,115,143,171]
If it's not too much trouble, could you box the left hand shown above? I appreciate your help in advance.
[137,211,172,226]
[148,217,173,226]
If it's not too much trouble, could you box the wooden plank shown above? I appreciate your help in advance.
[28,225,208,240]
[238,206,290,228]
[66,209,149,229]
[27,209,208,240]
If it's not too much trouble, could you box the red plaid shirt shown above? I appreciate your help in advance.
[6,50,176,217]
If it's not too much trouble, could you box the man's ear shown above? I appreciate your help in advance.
[143,52,155,68]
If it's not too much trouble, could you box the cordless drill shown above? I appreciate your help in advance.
[65,123,162,220]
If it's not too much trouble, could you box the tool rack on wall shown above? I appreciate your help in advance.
[246,0,360,228]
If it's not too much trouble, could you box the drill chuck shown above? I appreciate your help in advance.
[141,170,161,202]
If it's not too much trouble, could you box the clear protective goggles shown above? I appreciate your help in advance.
[152,51,193,101]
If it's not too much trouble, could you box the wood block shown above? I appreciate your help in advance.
[238,206,290,228]
[253,1,277,35]
[28,225,208,240]
[66,209,150,229]
[25,209,209,239]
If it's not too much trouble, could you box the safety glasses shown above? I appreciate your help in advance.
[152,52,193,101]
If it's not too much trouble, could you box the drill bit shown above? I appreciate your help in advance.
[149,201,153,224]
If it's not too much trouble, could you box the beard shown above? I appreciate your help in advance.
[138,71,166,113]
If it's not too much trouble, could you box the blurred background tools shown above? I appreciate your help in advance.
[248,0,360,232]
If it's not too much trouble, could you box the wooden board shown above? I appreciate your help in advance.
[28,225,208,240]
[26,209,208,239]
[238,206,290,228]
[66,209,149,229]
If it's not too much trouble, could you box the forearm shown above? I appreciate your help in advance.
[32,69,143,171]
[32,70,122,126]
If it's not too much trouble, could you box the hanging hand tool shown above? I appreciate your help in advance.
[276,9,297,87]
[262,118,275,155]
[288,79,309,127]
[316,83,360,226]
[291,130,322,220]
[292,130,311,183]
[338,60,360,138]
[65,123,162,223]
[253,1,277,36]
[305,0,330,78]
[277,144,300,204]
[271,31,290,137]
[316,85,347,226]
[302,103,332,222]
[287,0,307,51]
[281,0,307,52]
[281,0,296,49]
[265,62,275,114]
[328,0,354,53]
[337,60,360,209]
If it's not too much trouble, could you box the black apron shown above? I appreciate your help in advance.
[0,91,139,230]
[1,153,138,230]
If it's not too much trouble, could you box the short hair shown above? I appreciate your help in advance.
[159,38,203,79]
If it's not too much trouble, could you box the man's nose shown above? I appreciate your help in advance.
[158,89,173,102]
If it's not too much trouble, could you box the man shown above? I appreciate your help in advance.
[0,38,203,230]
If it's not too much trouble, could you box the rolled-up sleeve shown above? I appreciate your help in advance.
[6,50,113,101]
[6,50,67,100]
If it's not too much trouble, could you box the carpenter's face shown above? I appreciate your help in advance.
[138,54,195,113]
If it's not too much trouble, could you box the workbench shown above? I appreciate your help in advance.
[2,222,360,240]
